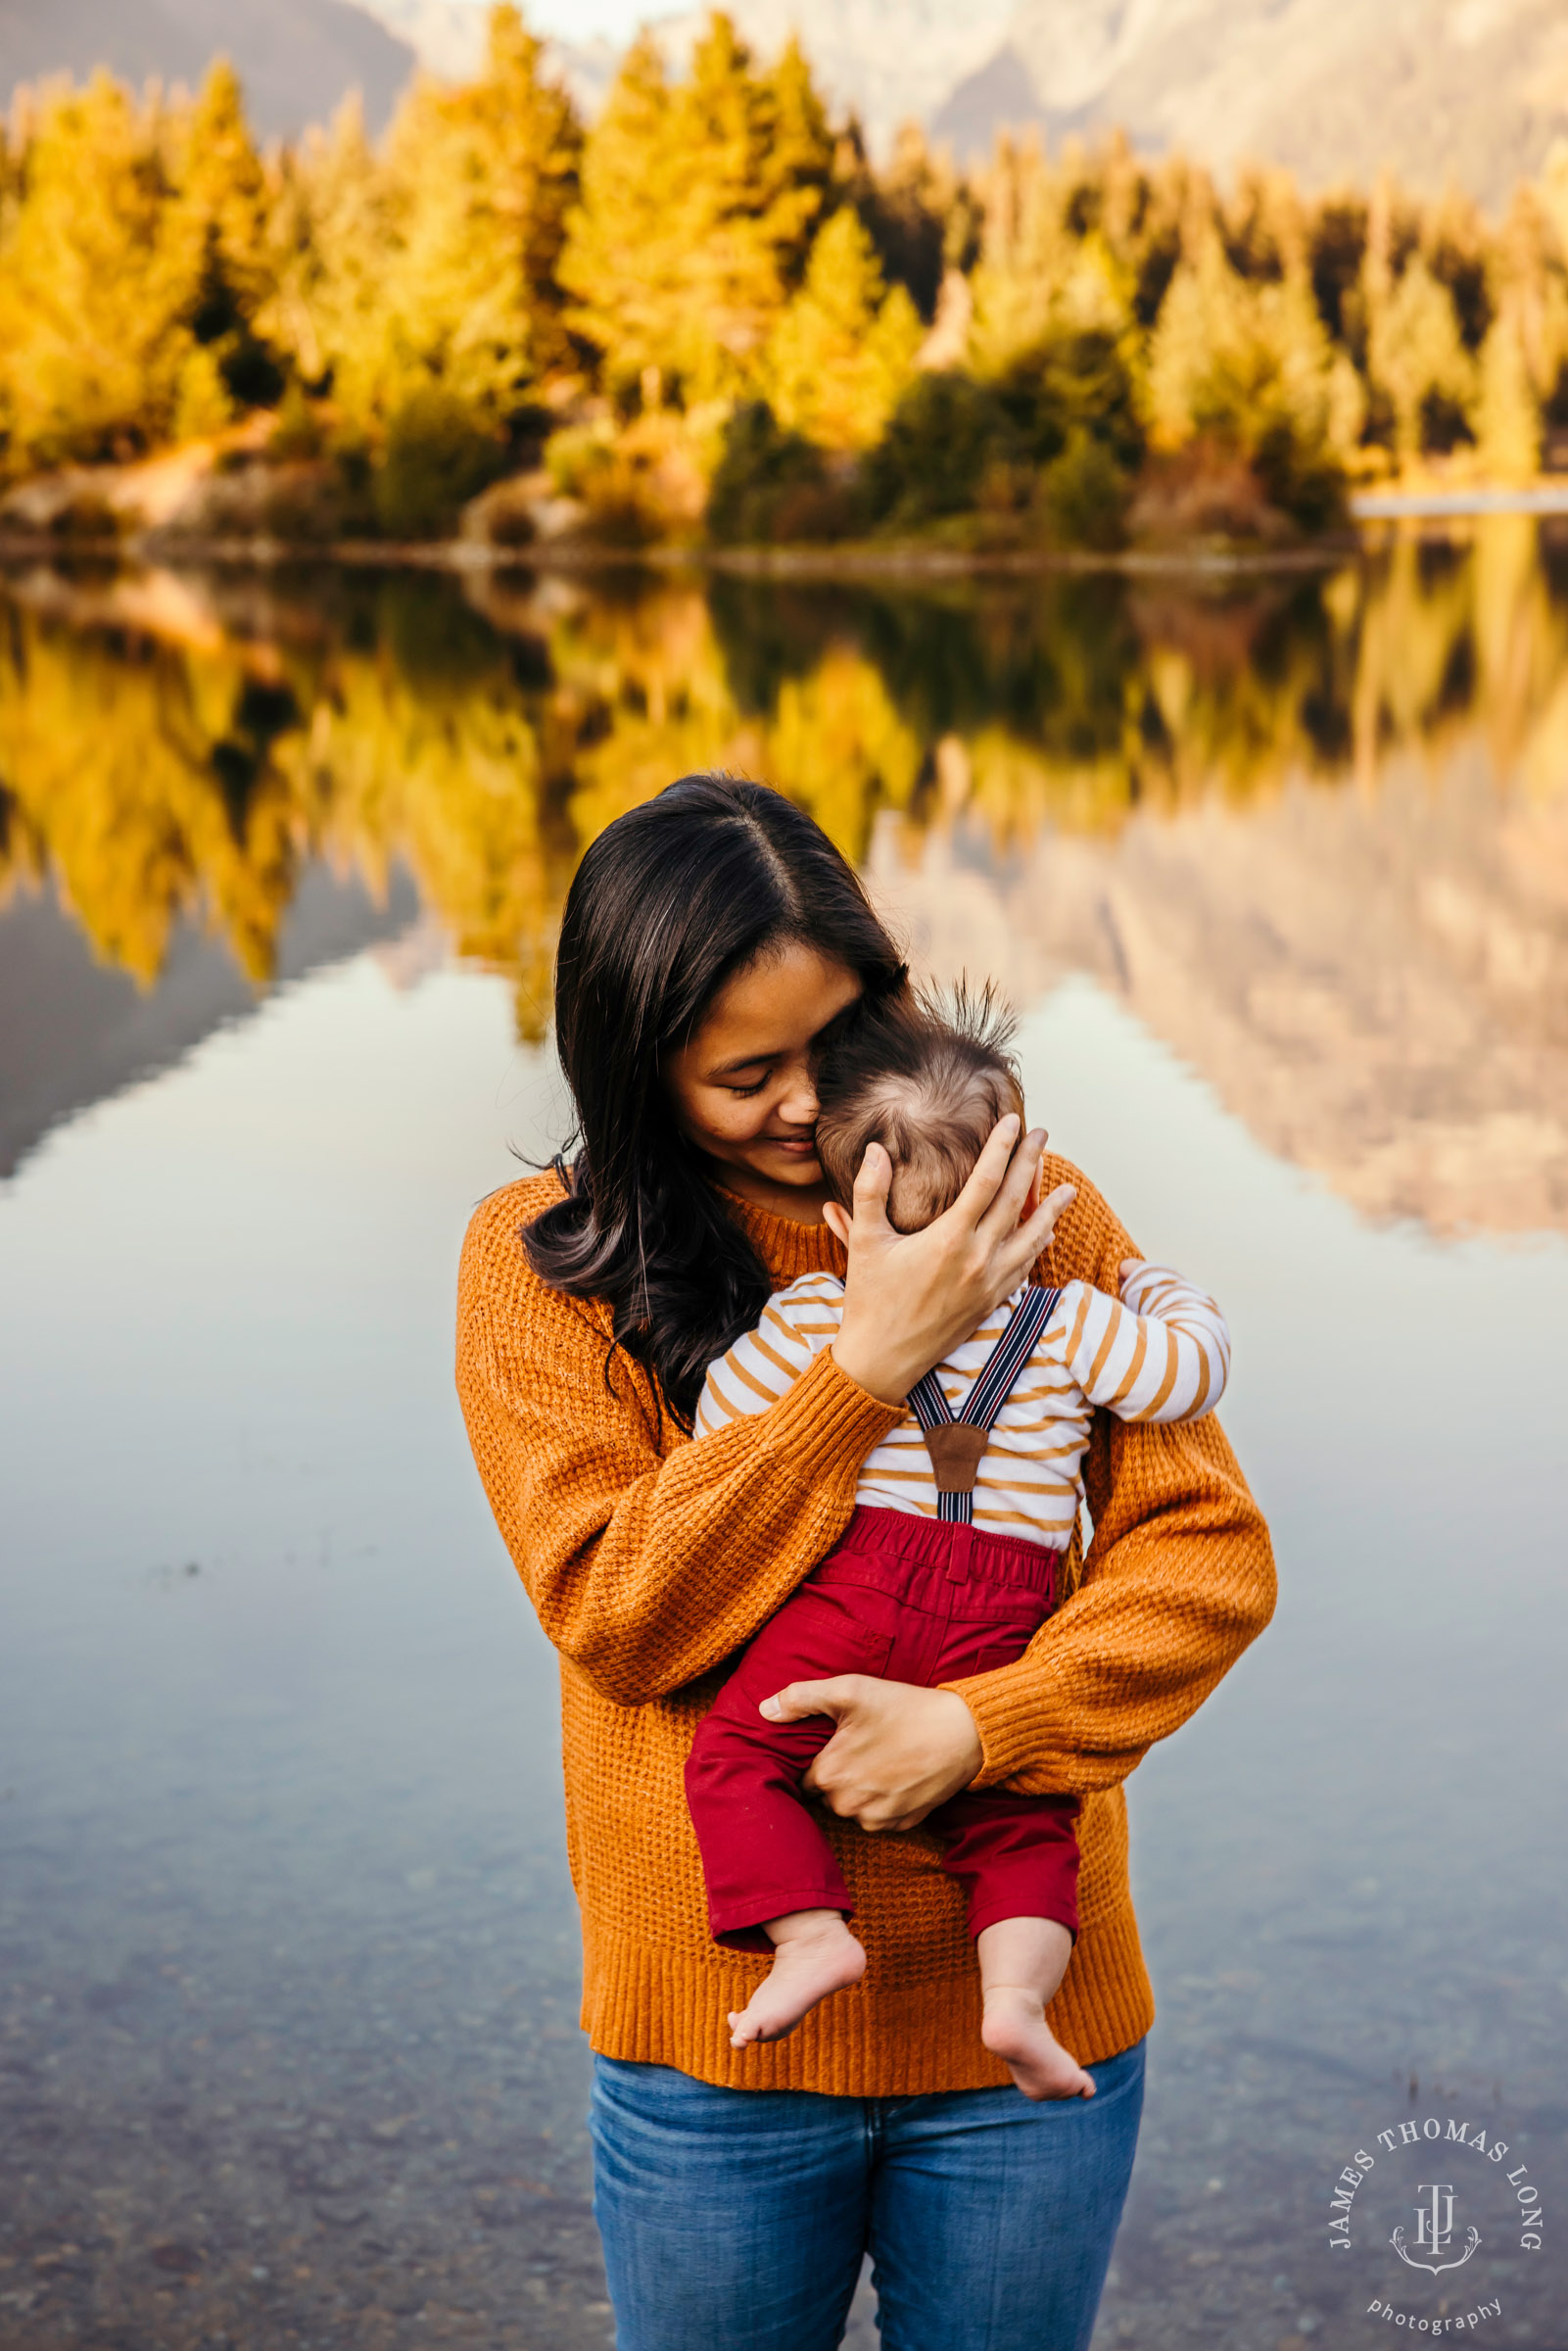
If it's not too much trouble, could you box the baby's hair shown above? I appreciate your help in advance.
[815,981,1024,1232]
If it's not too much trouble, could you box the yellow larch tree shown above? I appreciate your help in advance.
[560,14,832,406]
[0,76,198,466]
[765,208,922,451]
[372,6,581,427]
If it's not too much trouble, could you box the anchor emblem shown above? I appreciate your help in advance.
[1390,2183,1481,2277]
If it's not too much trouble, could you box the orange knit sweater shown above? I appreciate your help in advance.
[455,1161,1275,2096]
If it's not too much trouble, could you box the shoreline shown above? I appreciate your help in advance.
[0,486,1558,582]
[1349,483,1568,518]
[0,530,1386,582]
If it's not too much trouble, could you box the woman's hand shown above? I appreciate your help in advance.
[759,1676,983,1831]
[826,1115,1076,1404]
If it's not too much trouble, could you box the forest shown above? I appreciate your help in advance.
[0,5,1565,550]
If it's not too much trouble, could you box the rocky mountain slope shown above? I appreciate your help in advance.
[7,0,1563,206]
[933,0,1568,207]
[0,0,414,135]
[385,0,1568,209]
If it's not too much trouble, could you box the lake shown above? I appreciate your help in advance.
[1,527,1564,2350]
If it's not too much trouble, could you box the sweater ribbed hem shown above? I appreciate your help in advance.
[579,1898,1154,2096]
[765,1342,906,1487]
[947,1655,1068,1790]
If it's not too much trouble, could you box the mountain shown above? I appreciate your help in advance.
[352,0,625,121]
[929,0,1568,208]
[557,0,1568,210]
[680,0,1017,154]
[6,0,1560,204]
[349,0,486,83]
[0,0,415,137]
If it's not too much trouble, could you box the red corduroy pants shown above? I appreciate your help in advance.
[685,1505,1080,1952]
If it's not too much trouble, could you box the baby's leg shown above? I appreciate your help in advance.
[728,1909,866,2048]
[976,1917,1095,2101]
[689,1570,896,2046]
[929,1788,1090,2100]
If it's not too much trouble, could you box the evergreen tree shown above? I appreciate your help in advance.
[966,137,1148,447]
[374,6,580,428]
[966,135,1074,376]
[1371,258,1476,460]
[553,32,676,405]
[765,208,921,450]
[167,61,280,419]
[560,13,832,405]
[1145,229,1346,522]
[0,75,198,467]
[1478,306,1541,481]
[1422,186,1493,353]
[839,120,964,320]
[279,97,393,428]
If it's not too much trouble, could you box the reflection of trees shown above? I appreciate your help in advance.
[1,524,1565,1037]
[272,579,580,1035]
[0,616,303,984]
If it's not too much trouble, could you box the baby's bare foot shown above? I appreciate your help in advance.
[980,1986,1096,2101]
[729,1919,865,2047]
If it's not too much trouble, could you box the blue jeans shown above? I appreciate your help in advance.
[590,2039,1145,2351]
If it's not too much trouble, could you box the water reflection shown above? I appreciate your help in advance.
[2,536,1566,2349]
[3,528,1566,1229]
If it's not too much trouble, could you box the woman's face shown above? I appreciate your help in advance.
[664,941,863,1216]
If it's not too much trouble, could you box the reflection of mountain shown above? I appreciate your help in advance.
[869,745,1568,1234]
[0,863,418,1179]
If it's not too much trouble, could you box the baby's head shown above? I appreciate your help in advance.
[815,986,1024,1233]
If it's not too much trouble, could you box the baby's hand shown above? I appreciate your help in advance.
[1118,1257,1147,1294]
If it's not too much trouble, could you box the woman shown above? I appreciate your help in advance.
[456,775,1274,2351]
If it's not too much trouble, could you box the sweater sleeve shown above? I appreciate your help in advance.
[692,1273,846,1438]
[945,1169,1275,1799]
[455,1191,900,1708]
[1049,1262,1230,1423]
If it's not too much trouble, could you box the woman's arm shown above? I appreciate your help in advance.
[459,1124,1068,1711]
[767,1165,1274,1822]
[691,1274,844,1439]
[456,1186,900,1709]
[949,1179,1273,1799]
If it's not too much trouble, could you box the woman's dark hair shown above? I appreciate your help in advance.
[524,774,908,1425]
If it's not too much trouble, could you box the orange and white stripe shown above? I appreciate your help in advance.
[694,1262,1230,1551]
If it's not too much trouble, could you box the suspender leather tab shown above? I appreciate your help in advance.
[905,1284,1062,1525]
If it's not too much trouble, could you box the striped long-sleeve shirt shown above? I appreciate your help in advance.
[694,1262,1231,1551]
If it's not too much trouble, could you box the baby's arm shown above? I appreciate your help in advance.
[1046,1262,1230,1423]
[693,1273,846,1439]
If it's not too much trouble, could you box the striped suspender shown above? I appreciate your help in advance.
[906,1284,1062,1524]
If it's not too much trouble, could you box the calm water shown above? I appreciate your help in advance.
[1,533,1565,2351]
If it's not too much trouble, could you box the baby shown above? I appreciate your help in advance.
[686,989,1230,2100]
